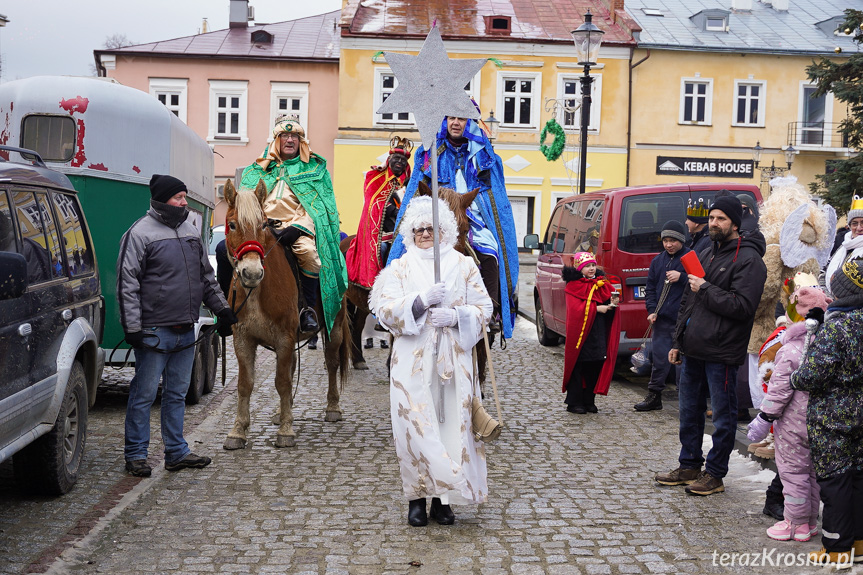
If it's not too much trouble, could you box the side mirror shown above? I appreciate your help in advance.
[0,251,28,300]
[523,233,540,250]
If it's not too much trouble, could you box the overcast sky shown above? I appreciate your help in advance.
[0,0,342,82]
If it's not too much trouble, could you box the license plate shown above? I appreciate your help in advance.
[634,286,646,299]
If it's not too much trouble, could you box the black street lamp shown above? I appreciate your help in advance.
[752,141,795,191]
[571,10,604,195]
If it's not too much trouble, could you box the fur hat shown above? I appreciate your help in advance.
[848,195,863,222]
[572,251,597,271]
[149,174,186,204]
[831,257,863,308]
[686,197,709,224]
[787,286,831,322]
[709,196,743,229]
[399,196,458,249]
[661,220,686,243]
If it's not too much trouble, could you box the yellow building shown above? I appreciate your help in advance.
[625,0,858,198]
[335,0,640,243]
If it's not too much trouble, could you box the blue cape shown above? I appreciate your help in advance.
[387,118,519,339]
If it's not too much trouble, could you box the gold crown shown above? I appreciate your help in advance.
[687,198,709,218]
[842,258,863,290]
[851,194,863,212]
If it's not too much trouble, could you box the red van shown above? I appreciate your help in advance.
[524,183,763,353]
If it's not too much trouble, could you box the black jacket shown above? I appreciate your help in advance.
[673,231,767,366]
[645,246,690,323]
[688,226,712,256]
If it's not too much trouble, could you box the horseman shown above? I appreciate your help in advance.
[217,115,347,335]
[345,136,412,289]
[388,115,519,339]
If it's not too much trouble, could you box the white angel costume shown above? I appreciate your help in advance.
[370,197,493,505]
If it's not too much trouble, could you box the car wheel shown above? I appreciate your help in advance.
[186,343,205,405]
[14,361,88,495]
[536,302,560,347]
[203,332,219,395]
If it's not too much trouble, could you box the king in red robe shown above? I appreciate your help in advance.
[345,137,412,288]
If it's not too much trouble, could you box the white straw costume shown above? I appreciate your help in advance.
[370,197,493,504]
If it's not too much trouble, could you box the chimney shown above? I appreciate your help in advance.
[229,0,249,28]
[771,0,788,11]
[731,0,752,10]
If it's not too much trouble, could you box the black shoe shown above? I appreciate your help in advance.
[585,403,598,414]
[364,338,373,350]
[299,307,319,333]
[635,391,663,412]
[380,340,389,349]
[763,501,785,521]
[307,339,317,350]
[408,498,428,527]
[567,404,586,414]
[125,459,152,477]
[165,452,212,472]
[429,497,455,525]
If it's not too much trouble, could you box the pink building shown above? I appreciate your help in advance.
[94,0,340,224]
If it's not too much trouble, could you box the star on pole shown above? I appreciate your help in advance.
[376,27,487,149]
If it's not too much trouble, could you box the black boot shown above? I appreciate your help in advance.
[585,392,598,413]
[299,275,319,333]
[408,498,428,527]
[429,497,455,525]
[635,391,663,412]
[566,384,585,414]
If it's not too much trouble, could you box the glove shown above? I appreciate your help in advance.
[125,331,145,349]
[747,412,772,442]
[805,307,825,324]
[216,308,238,338]
[428,307,458,328]
[419,282,447,308]
[275,225,303,247]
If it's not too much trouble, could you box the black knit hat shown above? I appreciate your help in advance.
[709,196,743,229]
[149,174,186,204]
[661,219,686,243]
[831,258,863,308]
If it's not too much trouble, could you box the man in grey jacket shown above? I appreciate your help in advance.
[117,174,236,477]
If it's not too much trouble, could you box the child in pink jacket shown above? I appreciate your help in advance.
[748,286,832,542]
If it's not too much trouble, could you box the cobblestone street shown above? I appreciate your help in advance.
[0,318,853,574]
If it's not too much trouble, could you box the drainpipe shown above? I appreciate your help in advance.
[626,48,650,186]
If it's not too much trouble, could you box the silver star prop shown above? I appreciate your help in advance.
[376,27,487,149]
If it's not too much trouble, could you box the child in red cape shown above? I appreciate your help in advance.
[562,252,621,413]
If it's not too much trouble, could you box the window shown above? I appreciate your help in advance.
[706,17,726,31]
[798,82,833,146]
[270,82,309,135]
[375,68,412,125]
[733,80,766,127]
[149,78,188,123]
[12,190,63,282]
[558,74,602,132]
[679,78,713,125]
[20,115,76,162]
[497,72,541,129]
[52,193,93,276]
[0,190,14,253]
[208,80,249,143]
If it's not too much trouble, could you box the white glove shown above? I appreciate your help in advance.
[428,307,458,328]
[420,282,447,308]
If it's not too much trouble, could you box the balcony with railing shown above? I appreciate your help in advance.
[787,122,852,151]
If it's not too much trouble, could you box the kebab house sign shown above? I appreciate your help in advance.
[656,156,754,178]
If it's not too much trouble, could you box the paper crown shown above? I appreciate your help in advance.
[842,258,863,290]
[850,194,863,216]
[389,135,413,156]
[686,198,709,219]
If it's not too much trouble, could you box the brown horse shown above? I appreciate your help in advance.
[222,179,350,449]
[342,180,488,383]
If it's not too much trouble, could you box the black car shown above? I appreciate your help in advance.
[0,146,104,495]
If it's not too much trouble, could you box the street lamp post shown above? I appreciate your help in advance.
[752,141,795,192]
[484,110,500,141]
[571,11,604,195]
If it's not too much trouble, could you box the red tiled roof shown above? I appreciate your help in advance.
[102,10,340,61]
[341,0,638,46]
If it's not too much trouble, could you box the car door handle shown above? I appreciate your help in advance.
[18,324,32,337]
[62,309,73,321]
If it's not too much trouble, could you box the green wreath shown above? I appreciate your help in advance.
[539,118,566,162]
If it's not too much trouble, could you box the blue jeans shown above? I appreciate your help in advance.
[677,357,738,479]
[125,326,195,465]
[647,317,677,393]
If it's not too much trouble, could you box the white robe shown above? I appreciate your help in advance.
[370,244,493,504]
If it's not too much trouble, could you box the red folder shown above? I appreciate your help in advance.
[680,250,705,278]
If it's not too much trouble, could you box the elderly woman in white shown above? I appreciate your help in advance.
[370,196,493,527]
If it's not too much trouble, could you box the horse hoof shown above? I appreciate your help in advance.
[325,410,343,422]
[354,362,369,371]
[223,437,247,450]
[275,434,296,448]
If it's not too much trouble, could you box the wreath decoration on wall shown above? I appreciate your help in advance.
[539,118,566,162]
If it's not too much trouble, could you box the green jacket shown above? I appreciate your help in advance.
[241,153,347,334]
